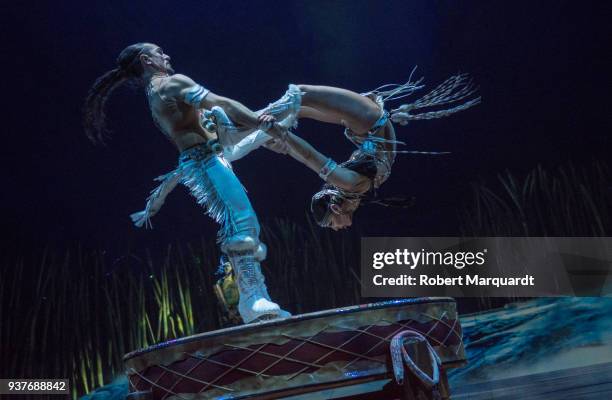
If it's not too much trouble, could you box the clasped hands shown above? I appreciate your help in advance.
[258,114,290,155]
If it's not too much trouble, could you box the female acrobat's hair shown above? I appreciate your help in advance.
[311,192,333,226]
[310,185,345,227]
[83,42,150,144]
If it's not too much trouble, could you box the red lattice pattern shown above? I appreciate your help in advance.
[128,315,462,400]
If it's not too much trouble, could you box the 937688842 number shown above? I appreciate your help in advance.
[0,379,69,394]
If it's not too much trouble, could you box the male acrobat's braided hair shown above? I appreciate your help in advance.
[83,43,150,144]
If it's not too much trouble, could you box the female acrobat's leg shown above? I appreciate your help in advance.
[297,85,382,135]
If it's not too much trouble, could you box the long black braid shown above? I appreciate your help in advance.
[83,42,150,144]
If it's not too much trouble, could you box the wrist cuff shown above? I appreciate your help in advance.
[318,158,338,181]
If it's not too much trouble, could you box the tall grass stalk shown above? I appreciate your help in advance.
[459,161,611,309]
[461,161,611,236]
[0,218,362,398]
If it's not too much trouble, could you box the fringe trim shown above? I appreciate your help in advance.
[367,68,481,125]
[365,66,425,104]
[178,159,234,244]
[401,97,481,120]
[130,157,235,245]
[130,170,181,229]
[261,84,303,129]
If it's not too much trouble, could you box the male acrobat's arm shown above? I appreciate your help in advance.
[168,74,261,129]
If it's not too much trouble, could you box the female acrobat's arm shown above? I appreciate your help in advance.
[263,123,368,192]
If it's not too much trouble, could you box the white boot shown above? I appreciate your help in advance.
[231,254,291,323]
[263,84,303,129]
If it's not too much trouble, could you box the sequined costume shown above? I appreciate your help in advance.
[341,110,397,196]
[309,70,481,226]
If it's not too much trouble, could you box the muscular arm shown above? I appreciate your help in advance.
[168,74,260,129]
[275,131,368,192]
[203,92,260,128]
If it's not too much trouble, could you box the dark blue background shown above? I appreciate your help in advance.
[2,1,610,253]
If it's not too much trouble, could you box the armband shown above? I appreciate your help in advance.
[318,158,338,181]
[184,84,210,106]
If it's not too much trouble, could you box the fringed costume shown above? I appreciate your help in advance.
[131,85,302,323]
[313,68,481,225]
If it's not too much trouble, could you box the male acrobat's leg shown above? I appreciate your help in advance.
[180,153,290,323]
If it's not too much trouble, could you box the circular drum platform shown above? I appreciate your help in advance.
[124,298,465,400]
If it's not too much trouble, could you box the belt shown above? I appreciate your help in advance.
[180,140,223,162]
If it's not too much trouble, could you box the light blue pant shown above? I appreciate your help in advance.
[178,147,264,257]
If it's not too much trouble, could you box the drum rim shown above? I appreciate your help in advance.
[123,297,457,361]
